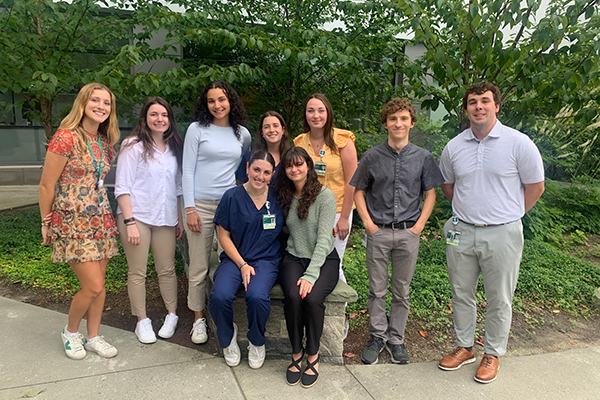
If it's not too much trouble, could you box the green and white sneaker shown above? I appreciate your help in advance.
[61,328,86,360]
[85,335,118,358]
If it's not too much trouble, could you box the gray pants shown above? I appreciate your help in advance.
[366,227,420,345]
[444,219,524,356]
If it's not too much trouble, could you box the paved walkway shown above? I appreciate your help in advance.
[1,297,599,399]
[1,186,599,399]
[0,185,39,211]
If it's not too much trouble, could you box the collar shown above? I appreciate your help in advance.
[384,140,412,155]
[464,120,503,141]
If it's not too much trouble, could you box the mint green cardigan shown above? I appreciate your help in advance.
[286,187,337,284]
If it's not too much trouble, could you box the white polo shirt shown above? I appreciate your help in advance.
[439,121,544,225]
[115,138,183,227]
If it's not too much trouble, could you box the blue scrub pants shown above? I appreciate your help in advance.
[209,259,279,349]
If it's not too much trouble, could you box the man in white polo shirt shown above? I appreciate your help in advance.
[438,82,545,383]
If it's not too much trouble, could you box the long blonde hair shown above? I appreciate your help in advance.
[58,82,120,150]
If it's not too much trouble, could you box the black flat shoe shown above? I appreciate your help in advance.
[286,349,304,386]
[301,354,320,389]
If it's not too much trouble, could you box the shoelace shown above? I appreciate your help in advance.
[367,338,383,351]
[481,355,494,367]
[452,347,466,356]
[70,333,85,351]
[90,336,113,351]
[190,320,206,335]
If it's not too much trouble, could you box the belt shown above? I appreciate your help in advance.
[458,219,515,227]
[380,221,416,230]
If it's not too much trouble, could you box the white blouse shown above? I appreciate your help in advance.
[115,138,182,227]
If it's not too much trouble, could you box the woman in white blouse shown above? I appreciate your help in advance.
[115,97,184,343]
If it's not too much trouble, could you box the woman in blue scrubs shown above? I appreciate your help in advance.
[209,150,283,369]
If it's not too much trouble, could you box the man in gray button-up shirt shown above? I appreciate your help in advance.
[350,98,444,365]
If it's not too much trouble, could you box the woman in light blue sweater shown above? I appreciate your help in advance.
[276,147,339,388]
[182,81,251,344]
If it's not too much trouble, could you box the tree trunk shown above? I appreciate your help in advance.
[39,96,54,143]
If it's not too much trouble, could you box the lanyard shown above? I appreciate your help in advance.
[265,200,271,215]
[85,130,104,187]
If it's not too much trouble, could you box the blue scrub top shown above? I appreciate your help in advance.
[236,151,281,184]
[214,184,283,264]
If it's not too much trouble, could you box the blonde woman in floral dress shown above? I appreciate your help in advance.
[39,82,120,360]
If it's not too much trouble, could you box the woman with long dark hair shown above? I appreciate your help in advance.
[39,82,120,360]
[182,80,251,344]
[236,111,290,183]
[294,94,357,281]
[275,147,339,388]
[115,97,184,343]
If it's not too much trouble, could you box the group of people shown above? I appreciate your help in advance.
[39,80,544,387]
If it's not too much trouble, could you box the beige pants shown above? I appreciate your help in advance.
[185,199,222,312]
[117,215,177,317]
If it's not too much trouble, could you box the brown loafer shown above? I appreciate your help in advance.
[439,347,476,371]
[474,354,499,383]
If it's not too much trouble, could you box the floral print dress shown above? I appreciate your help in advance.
[47,129,119,263]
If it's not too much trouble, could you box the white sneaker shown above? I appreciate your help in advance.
[85,336,118,358]
[158,313,179,339]
[61,327,86,360]
[223,323,241,367]
[248,342,266,369]
[191,318,208,344]
[135,318,157,344]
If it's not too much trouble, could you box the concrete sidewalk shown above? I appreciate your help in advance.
[1,296,599,400]
[0,185,39,211]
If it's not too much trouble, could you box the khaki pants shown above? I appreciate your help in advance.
[117,216,177,317]
[185,199,222,312]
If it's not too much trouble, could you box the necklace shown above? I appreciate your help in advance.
[244,183,267,198]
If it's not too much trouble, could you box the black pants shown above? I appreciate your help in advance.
[279,250,340,356]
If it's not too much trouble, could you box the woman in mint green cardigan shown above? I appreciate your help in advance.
[276,147,339,389]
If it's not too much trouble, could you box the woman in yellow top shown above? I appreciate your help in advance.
[294,93,358,283]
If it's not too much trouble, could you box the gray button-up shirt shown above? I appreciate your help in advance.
[350,141,444,225]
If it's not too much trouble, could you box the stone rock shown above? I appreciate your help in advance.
[594,287,600,309]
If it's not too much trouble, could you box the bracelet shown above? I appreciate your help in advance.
[185,210,196,215]
[238,261,248,269]
[123,217,135,224]
[41,221,49,227]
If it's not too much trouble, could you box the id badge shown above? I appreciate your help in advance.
[263,214,276,230]
[315,161,327,176]
[446,229,461,246]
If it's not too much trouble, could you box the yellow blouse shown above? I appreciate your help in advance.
[294,128,356,213]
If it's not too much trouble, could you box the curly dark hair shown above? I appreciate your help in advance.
[275,147,322,220]
[380,98,417,124]
[192,80,248,140]
[123,96,183,168]
[255,111,291,156]
[303,93,338,154]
